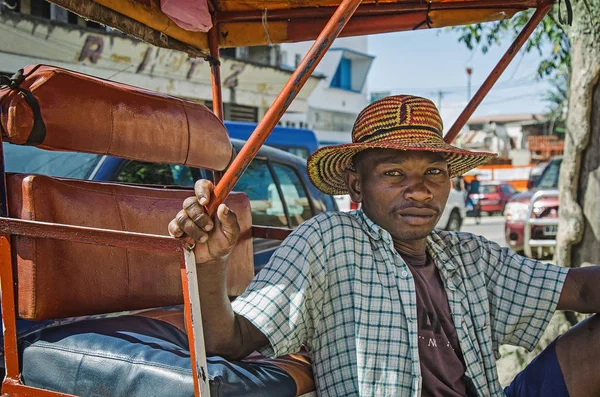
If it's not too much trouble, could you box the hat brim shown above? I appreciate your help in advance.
[307,141,497,195]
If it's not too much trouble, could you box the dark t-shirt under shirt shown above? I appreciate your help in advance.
[400,251,468,397]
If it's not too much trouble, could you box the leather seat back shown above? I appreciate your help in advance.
[7,173,254,321]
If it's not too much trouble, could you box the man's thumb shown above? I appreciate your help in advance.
[216,203,239,241]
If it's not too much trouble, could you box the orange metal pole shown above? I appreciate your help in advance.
[209,22,225,185]
[217,0,537,23]
[208,24,224,122]
[0,218,182,253]
[444,3,552,143]
[180,253,201,397]
[0,236,20,382]
[207,0,363,215]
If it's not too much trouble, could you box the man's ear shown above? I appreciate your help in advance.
[344,169,362,203]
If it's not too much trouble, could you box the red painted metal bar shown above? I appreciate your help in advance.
[444,2,552,143]
[209,21,225,186]
[251,225,293,241]
[0,236,20,383]
[0,218,183,253]
[0,136,8,218]
[180,254,201,397]
[208,24,224,122]
[217,0,536,23]
[287,12,427,41]
[1,381,76,397]
[207,0,363,215]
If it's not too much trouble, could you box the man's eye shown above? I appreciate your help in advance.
[384,170,402,176]
[426,168,444,175]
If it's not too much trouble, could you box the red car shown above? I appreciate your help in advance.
[504,157,561,256]
[468,181,517,215]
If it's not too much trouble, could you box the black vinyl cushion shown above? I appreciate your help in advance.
[19,316,297,397]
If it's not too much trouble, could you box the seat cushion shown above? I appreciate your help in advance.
[19,315,299,397]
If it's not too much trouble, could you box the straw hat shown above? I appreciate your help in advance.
[307,95,497,195]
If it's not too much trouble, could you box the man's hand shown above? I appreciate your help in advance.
[168,180,240,265]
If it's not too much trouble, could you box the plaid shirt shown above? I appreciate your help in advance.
[232,210,568,396]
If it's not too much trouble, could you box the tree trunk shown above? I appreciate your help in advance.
[555,0,600,268]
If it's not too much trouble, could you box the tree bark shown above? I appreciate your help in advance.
[555,0,600,268]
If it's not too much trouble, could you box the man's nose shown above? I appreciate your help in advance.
[404,176,433,202]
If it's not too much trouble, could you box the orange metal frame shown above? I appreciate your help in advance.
[0,0,552,396]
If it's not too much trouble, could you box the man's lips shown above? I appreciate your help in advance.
[398,208,438,216]
[395,207,439,225]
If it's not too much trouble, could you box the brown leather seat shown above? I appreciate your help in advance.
[0,65,233,171]
[1,64,315,396]
[6,173,254,320]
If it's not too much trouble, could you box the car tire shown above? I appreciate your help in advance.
[446,210,462,231]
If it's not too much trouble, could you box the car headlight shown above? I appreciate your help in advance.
[504,202,529,222]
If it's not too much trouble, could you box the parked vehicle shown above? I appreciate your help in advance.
[225,121,319,160]
[438,187,467,231]
[3,138,338,273]
[527,161,549,189]
[467,181,516,215]
[505,157,562,256]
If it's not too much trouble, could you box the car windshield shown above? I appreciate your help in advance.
[3,143,102,179]
[480,185,498,193]
[536,159,562,189]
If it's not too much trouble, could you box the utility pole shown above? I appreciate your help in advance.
[437,90,444,111]
[466,67,473,101]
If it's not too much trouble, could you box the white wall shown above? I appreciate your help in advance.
[280,37,372,144]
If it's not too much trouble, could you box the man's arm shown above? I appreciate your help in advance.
[557,266,600,313]
[168,180,268,360]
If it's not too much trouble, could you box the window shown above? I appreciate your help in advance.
[285,147,309,160]
[272,163,312,227]
[501,184,516,195]
[3,143,101,179]
[331,58,352,90]
[234,159,289,228]
[116,161,195,186]
[295,54,302,67]
[30,0,50,18]
[480,185,498,194]
[536,159,562,189]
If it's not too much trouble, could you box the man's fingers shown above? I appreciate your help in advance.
[183,197,214,232]
[168,218,184,238]
[216,204,240,243]
[175,209,209,242]
[194,179,214,206]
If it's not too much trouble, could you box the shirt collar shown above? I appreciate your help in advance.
[352,209,459,273]
[352,209,385,241]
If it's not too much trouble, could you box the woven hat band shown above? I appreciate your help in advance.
[356,126,443,143]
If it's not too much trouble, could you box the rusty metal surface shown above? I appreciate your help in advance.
[1,380,77,397]
[182,250,211,397]
[209,25,224,122]
[0,218,183,253]
[0,136,7,218]
[444,2,552,143]
[251,226,293,240]
[217,0,536,22]
[206,0,362,216]
[0,237,20,382]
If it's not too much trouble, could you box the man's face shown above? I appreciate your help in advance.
[345,149,451,242]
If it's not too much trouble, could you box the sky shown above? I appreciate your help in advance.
[366,28,556,126]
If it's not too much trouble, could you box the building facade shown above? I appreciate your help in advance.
[0,1,320,122]
[278,37,374,146]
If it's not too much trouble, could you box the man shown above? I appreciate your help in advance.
[466,173,482,223]
[170,95,600,397]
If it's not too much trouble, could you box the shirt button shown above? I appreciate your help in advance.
[401,270,408,278]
